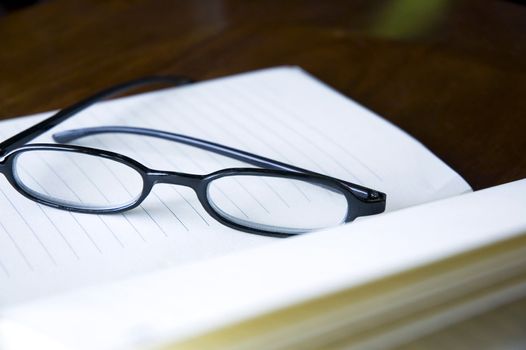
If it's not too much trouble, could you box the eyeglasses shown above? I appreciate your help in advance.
[0,76,386,237]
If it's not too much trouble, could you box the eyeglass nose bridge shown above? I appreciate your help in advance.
[148,170,204,189]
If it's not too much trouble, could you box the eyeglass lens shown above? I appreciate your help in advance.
[13,150,144,210]
[207,175,348,234]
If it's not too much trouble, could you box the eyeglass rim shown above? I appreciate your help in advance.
[1,144,368,237]
[197,169,362,237]
[2,144,152,214]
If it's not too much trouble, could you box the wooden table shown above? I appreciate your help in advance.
[1,0,525,190]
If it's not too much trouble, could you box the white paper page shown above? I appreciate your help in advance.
[1,180,523,350]
[0,67,470,305]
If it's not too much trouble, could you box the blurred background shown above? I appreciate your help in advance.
[0,0,39,13]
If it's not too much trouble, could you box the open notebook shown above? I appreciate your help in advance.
[8,67,526,350]
[0,67,470,305]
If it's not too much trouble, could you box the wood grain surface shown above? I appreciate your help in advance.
[1,0,525,190]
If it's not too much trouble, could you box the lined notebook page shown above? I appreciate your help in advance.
[0,67,470,305]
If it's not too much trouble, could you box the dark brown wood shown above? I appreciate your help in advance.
[1,0,525,190]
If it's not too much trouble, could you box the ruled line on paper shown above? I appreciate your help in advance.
[185,88,349,181]
[17,166,103,254]
[15,158,83,260]
[158,94,290,165]
[172,94,332,176]
[36,152,126,248]
[64,153,147,243]
[71,214,103,254]
[153,195,190,231]
[239,78,384,182]
[98,216,126,248]
[0,256,8,277]
[0,186,57,266]
[217,84,368,184]
[0,208,33,271]
[37,204,80,260]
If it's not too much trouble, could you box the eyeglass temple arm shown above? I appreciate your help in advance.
[53,125,385,204]
[0,76,193,156]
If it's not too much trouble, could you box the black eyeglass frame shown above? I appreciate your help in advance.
[0,76,386,237]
